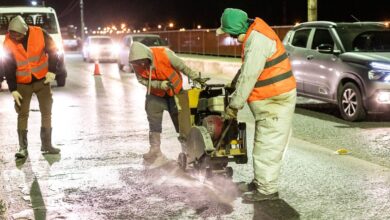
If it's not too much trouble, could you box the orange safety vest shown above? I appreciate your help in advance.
[242,18,296,102]
[138,47,182,97]
[3,26,49,84]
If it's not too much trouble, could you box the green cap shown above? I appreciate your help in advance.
[216,8,249,36]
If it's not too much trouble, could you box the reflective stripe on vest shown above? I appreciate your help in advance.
[254,70,293,88]
[16,60,48,77]
[263,52,288,69]
[242,18,296,101]
[3,26,49,84]
[137,48,182,97]
[167,71,181,89]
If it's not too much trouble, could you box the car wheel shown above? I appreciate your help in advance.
[338,82,366,121]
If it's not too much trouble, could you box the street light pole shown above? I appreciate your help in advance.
[80,0,86,41]
[308,0,317,21]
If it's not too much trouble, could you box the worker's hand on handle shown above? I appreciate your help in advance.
[11,91,23,106]
[160,80,173,90]
[44,72,56,84]
[224,106,238,120]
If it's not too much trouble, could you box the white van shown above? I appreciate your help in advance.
[0,6,67,86]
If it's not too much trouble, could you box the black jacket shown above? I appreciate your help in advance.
[3,27,59,92]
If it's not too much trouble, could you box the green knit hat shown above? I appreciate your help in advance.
[216,8,249,36]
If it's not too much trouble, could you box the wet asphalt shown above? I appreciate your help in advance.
[0,53,389,219]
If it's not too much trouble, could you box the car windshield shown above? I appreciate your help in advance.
[133,36,167,47]
[336,25,390,52]
[0,12,58,34]
[91,38,112,44]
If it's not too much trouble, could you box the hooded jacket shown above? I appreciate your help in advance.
[218,9,296,109]
[129,42,199,92]
[3,27,59,91]
[242,18,296,102]
[4,26,49,84]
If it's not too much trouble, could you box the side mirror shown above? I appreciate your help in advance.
[316,44,333,53]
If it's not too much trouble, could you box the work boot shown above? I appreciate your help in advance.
[143,132,162,160]
[237,180,257,193]
[242,191,279,202]
[40,127,61,154]
[15,130,28,158]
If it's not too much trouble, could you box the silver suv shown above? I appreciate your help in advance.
[283,21,390,121]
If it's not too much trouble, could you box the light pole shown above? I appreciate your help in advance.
[308,0,317,22]
[80,0,85,41]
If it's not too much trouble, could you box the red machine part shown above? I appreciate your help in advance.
[202,115,224,141]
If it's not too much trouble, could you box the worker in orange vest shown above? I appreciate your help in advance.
[3,16,61,158]
[217,8,297,202]
[129,42,206,161]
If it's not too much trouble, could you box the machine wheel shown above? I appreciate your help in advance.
[178,153,187,171]
[225,167,233,178]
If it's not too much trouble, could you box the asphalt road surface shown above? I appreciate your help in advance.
[0,53,389,219]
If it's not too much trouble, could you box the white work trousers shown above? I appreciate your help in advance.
[248,89,296,194]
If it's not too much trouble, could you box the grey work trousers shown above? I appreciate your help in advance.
[145,94,179,133]
[15,80,53,130]
[249,89,296,194]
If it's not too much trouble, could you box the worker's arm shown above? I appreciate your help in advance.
[229,31,276,110]
[42,29,59,74]
[135,71,166,89]
[166,48,199,80]
[3,48,18,92]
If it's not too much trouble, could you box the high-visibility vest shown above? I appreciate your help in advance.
[3,26,49,84]
[138,47,182,97]
[242,18,296,102]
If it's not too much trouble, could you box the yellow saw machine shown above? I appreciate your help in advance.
[177,80,247,178]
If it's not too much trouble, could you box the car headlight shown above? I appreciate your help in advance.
[368,70,390,81]
[89,44,99,54]
[111,43,120,55]
[377,91,390,103]
[369,62,390,81]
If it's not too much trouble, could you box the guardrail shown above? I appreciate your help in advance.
[147,26,293,57]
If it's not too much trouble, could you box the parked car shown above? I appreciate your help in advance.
[117,34,168,72]
[0,6,67,86]
[82,35,119,62]
[283,21,390,121]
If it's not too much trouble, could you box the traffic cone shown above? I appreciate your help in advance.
[93,60,101,76]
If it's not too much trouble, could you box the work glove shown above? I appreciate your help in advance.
[224,106,238,120]
[160,80,172,90]
[44,72,56,84]
[12,91,23,106]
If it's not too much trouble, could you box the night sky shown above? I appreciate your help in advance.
[1,0,390,29]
